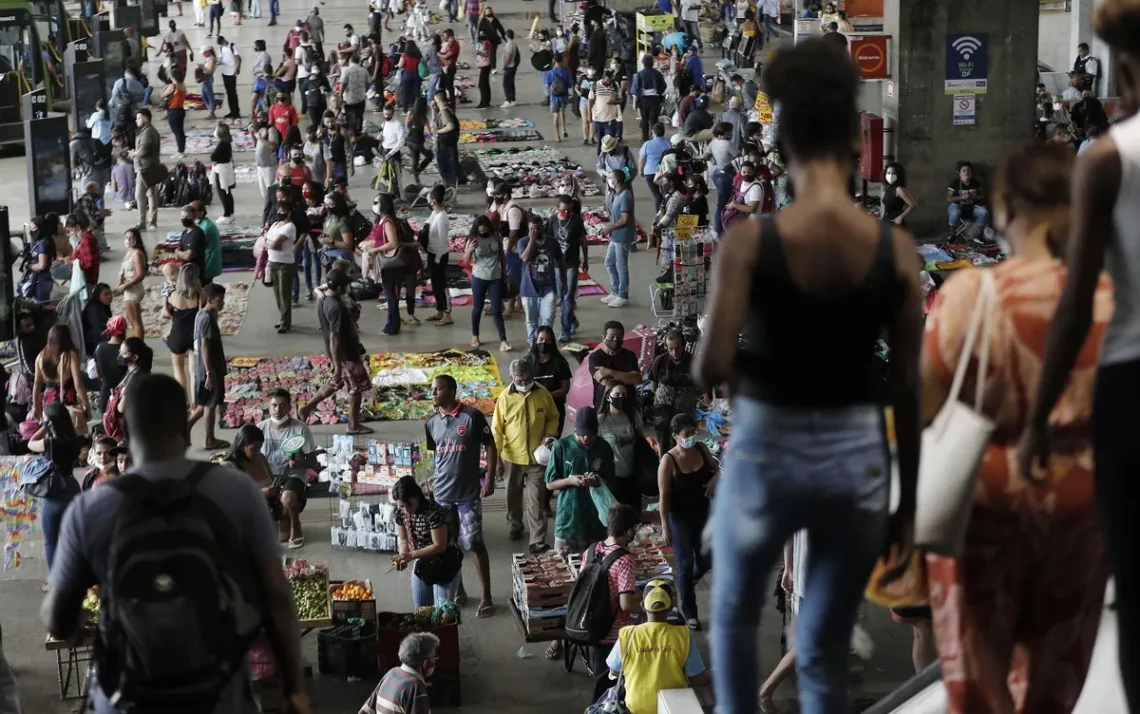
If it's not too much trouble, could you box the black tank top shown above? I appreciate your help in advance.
[736,217,902,406]
[880,184,905,223]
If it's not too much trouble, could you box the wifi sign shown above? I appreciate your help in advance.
[945,33,989,96]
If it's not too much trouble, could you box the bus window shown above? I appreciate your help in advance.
[0,24,43,88]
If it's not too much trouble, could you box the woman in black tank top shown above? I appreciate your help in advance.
[692,39,925,714]
[881,161,917,226]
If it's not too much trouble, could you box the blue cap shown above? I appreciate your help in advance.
[575,407,599,437]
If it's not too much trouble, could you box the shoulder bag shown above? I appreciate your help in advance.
[914,269,997,556]
[413,544,463,585]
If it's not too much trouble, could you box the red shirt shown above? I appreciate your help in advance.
[580,541,636,645]
[439,39,459,69]
[268,103,298,137]
[286,164,312,187]
[73,230,100,288]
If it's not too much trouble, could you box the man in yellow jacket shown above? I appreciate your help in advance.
[492,358,560,552]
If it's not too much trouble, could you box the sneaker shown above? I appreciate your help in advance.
[500,100,513,108]
[558,333,570,343]
[529,542,551,554]
[607,297,628,308]
[600,295,616,305]
[216,215,234,225]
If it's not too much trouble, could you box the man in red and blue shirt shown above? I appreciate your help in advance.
[359,632,439,714]
[465,0,481,41]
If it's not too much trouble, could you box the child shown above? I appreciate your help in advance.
[187,283,230,450]
[110,151,136,210]
[113,445,133,474]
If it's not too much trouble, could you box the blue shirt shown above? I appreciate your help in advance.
[657,0,671,11]
[545,67,572,97]
[517,235,564,297]
[685,54,706,91]
[87,113,112,144]
[639,137,671,175]
[608,189,635,245]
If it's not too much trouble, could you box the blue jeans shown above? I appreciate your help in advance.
[411,568,461,609]
[560,264,579,339]
[302,241,321,293]
[436,142,459,187]
[604,242,630,300]
[763,13,778,38]
[712,169,732,234]
[250,0,260,16]
[669,509,710,620]
[381,267,405,335]
[427,72,442,104]
[470,276,507,341]
[682,19,702,49]
[594,121,617,154]
[948,203,989,228]
[711,399,889,714]
[42,496,74,569]
[400,75,422,112]
[522,292,556,345]
[201,76,215,113]
[502,66,517,103]
[446,0,458,19]
[269,0,278,19]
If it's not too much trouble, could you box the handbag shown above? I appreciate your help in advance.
[378,245,409,271]
[914,269,997,556]
[413,544,463,585]
[585,671,629,714]
[19,446,68,499]
[140,162,169,188]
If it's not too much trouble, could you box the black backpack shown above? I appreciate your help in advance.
[564,544,628,644]
[95,464,262,711]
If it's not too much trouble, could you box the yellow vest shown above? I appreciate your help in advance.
[619,622,691,714]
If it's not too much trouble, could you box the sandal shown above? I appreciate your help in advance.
[477,603,496,618]
[454,593,468,607]
[436,317,454,326]
[203,439,231,450]
[345,426,375,435]
[471,336,481,348]
[402,316,421,326]
[426,313,444,321]
[287,537,305,549]
[500,341,513,352]
[544,641,561,660]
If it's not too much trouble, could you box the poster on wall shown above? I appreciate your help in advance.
[0,456,36,571]
[945,33,988,94]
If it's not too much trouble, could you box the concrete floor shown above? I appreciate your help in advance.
[0,3,921,711]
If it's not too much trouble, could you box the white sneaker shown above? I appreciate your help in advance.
[607,297,628,308]
[500,100,513,108]
[600,294,616,304]
[216,215,234,225]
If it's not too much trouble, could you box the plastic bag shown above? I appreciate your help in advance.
[533,443,551,466]
[589,482,619,526]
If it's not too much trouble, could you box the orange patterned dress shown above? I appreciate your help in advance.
[922,258,1113,714]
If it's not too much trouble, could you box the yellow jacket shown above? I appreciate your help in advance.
[492,384,560,465]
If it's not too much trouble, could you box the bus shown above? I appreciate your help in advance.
[30,0,91,106]
[0,0,50,145]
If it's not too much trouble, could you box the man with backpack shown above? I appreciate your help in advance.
[546,52,573,143]
[70,130,111,204]
[110,67,145,144]
[41,372,310,714]
[560,499,640,703]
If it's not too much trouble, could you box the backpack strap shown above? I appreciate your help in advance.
[111,461,213,503]
[599,545,629,571]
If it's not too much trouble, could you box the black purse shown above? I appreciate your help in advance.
[413,545,464,585]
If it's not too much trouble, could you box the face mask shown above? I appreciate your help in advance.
[558,210,569,220]
[515,381,533,393]
[536,342,553,354]
[604,338,620,351]
[372,203,382,216]
[278,211,289,220]
[609,395,626,410]
[292,156,303,164]
[1053,101,1062,111]
[271,414,290,426]
[117,355,129,367]
[885,172,896,185]
[181,217,195,227]
[678,435,696,449]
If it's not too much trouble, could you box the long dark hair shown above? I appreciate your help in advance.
[85,283,112,313]
[391,475,425,507]
[374,192,397,221]
[600,378,638,423]
[225,424,265,464]
[529,325,569,371]
[404,40,422,59]
[42,324,77,369]
[410,96,428,126]
[122,336,154,373]
[44,402,78,445]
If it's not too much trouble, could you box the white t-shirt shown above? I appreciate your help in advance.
[740,180,764,219]
[294,44,311,79]
[426,209,449,256]
[219,42,240,76]
[680,0,699,22]
[762,0,780,18]
[266,221,298,263]
[381,119,406,151]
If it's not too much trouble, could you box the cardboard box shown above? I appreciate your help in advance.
[329,579,377,625]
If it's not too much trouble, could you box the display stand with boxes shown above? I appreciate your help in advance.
[330,498,400,553]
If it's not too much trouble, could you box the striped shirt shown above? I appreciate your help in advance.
[359,666,431,714]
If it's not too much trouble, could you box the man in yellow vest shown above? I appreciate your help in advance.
[605,580,709,713]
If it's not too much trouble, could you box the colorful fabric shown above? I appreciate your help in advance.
[923,258,1114,713]
[0,456,36,570]
[160,126,256,156]
[111,281,250,338]
[457,129,543,144]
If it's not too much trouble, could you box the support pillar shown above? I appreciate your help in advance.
[889,0,1040,236]
[1070,0,1114,97]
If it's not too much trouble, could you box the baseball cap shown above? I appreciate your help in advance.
[102,315,127,338]
[575,407,599,437]
[643,582,674,613]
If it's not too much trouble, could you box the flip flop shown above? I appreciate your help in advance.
[204,440,231,450]
[477,603,496,618]
[544,642,561,660]
[288,537,305,549]
[345,426,375,435]
[454,594,468,607]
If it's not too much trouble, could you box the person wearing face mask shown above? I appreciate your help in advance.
[578,67,597,145]
[648,329,699,451]
[424,185,453,325]
[102,336,153,442]
[82,437,121,490]
[589,71,621,154]
[465,215,512,351]
[26,402,82,574]
[492,359,559,551]
[600,170,635,305]
[597,379,651,512]
[318,191,357,278]
[552,195,587,341]
[518,215,565,346]
[530,325,572,432]
[588,321,641,409]
[209,122,236,223]
[266,201,303,333]
[379,102,407,190]
[656,413,717,630]
[721,160,764,228]
[359,632,441,713]
[631,54,667,142]
[92,314,127,415]
[257,388,319,548]
[880,161,917,227]
[63,213,100,291]
[278,147,314,187]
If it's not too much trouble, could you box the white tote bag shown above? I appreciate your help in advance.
[914,270,997,556]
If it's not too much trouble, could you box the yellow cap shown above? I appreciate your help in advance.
[643,584,674,613]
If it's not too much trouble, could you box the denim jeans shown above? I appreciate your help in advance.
[42,495,73,569]
[522,292,556,345]
[302,240,321,293]
[411,568,461,609]
[604,242,630,299]
[250,0,260,16]
[682,19,702,49]
[201,75,215,113]
[948,203,989,228]
[502,66,517,102]
[269,0,278,19]
[167,107,187,154]
[560,264,579,339]
[426,72,441,104]
[763,13,777,38]
[470,276,507,341]
[381,267,405,335]
[400,75,422,113]
[446,0,458,19]
[711,399,889,714]
[669,509,711,620]
[712,169,732,234]
[436,142,459,187]
[594,120,617,154]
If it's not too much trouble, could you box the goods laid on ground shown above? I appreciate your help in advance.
[323,436,434,496]
[285,559,332,625]
[459,118,535,130]
[150,229,261,275]
[458,128,544,143]
[917,240,1006,314]
[221,354,376,429]
[531,206,650,245]
[410,259,607,307]
[472,146,601,198]
[112,281,251,338]
[511,551,574,635]
[368,349,505,419]
[159,126,256,156]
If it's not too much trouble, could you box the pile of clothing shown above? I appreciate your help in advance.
[457,129,544,144]
[473,146,599,198]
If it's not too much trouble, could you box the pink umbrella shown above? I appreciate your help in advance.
[567,326,659,423]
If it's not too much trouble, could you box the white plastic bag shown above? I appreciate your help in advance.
[533,443,551,466]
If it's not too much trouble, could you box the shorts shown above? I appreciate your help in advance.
[436,498,484,551]
[194,378,224,409]
[280,476,309,511]
[336,359,372,396]
[550,95,568,114]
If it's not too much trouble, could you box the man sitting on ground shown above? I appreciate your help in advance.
[359,632,439,714]
[258,387,319,547]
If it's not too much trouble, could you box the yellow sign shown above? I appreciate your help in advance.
[674,215,698,241]
[754,91,773,124]
[637,12,676,32]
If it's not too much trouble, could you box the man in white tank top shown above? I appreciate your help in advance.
[1021,1,1140,708]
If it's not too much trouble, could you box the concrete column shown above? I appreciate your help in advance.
[1070,0,1114,97]
[890,0,1040,236]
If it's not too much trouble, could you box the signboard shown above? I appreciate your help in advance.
[70,59,106,132]
[674,214,698,242]
[945,33,988,95]
[754,91,773,124]
[952,94,976,125]
[21,88,48,122]
[25,114,72,218]
[849,35,889,80]
[794,19,815,43]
